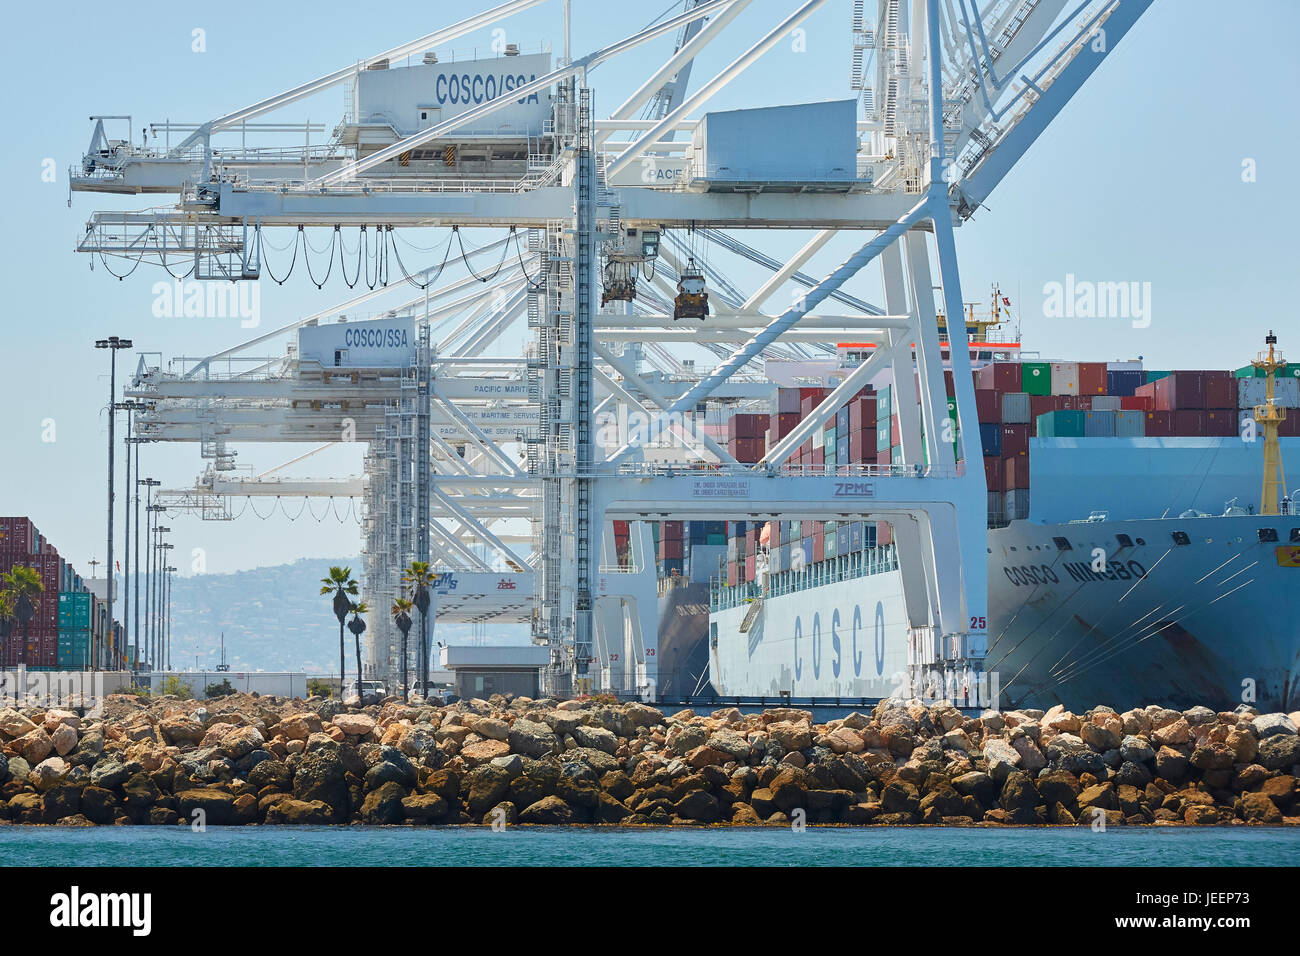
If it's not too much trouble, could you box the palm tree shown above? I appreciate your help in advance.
[347,601,369,702]
[391,595,413,699]
[0,591,14,677]
[402,561,434,696]
[319,566,358,698]
[2,567,43,669]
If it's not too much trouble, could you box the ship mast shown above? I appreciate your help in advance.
[1252,330,1289,515]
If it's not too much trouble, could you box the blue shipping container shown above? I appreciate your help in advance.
[979,423,1002,456]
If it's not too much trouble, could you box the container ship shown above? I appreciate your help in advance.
[660,313,1300,713]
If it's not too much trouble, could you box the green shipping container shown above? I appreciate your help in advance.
[1236,363,1300,379]
[57,592,91,629]
[1144,370,1171,384]
[1037,410,1085,437]
[825,530,838,559]
[1020,362,1052,396]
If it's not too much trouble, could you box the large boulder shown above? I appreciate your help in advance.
[572,724,618,755]
[465,765,514,816]
[999,771,1039,823]
[159,716,206,747]
[89,759,131,791]
[265,799,335,825]
[0,709,38,738]
[13,728,53,765]
[332,713,377,737]
[1253,714,1298,739]
[1119,735,1156,764]
[519,795,574,824]
[401,793,448,823]
[508,719,561,758]
[982,738,1022,781]
[359,781,406,824]
[292,749,351,822]
[1239,791,1282,825]
[1257,735,1300,771]
[29,757,70,792]
[176,789,237,826]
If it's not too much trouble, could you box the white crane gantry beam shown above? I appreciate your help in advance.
[171,0,549,155]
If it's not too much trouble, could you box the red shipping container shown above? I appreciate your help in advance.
[977,362,1020,394]
[662,521,684,539]
[1174,410,1207,435]
[612,520,629,536]
[876,448,892,466]
[800,386,831,404]
[1000,424,1029,457]
[812,534,825,563]
[976,389,1000,423]
[1077,362,1107,395]
[1060,395,1091,410]
[659,539,684,560]
[848,397,877,431]
[799,439,813,458]
[848,430,868,463]
[891,415,901,447]
[983,456,1004,492]
[728,413,767,440]
[1004,455,1031,490]
[1145,411,1174,436]
[800,521,815,538]
[1029,395,1063,421]
[811,446,824,466]
[1280,408,1299,437]
[726,562,738,587]
[1120,395,1153,412]
[1154,372,1205,411]
[729,437,766,462]
[769,412,802,440]
[944,369,956,398]
[877,522,893,546]
[745,554,756,582]
[1205,409,1239,437]
[1204,372,1234,410]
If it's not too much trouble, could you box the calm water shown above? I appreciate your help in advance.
[2,825,1295,866]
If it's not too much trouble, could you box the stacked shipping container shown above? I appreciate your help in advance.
[0,515,109,669]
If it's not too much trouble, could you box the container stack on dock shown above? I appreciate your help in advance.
[0,515,116,669]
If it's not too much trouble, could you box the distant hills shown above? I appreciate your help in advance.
[162,557,524,673]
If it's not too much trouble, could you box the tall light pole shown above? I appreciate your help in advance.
[113,401,144,671]
[153,528,171,668]
[164,563,178,671]
[158,542,174,670]
[95,336,132,670]
[137,477,160,672]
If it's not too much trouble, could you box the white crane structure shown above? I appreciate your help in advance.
[71,0,1153,700]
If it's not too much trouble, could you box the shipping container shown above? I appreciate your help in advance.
[1000,424,1029,457]
[775,388,803,415]
[1020,362,1051,396]
[987,491,1006,524]
[1037,410,1085,438]
[976,388,1000,423]
[1238,377,1300,409]
[979,423,1002,456]
[728,413,767,440]
[977,362,1021,394]
[1204,371,1235,410]
[1144,411,1174,437]
[728,437,765,463]
[1114,409,1146,437]
[662,521,683,540]
[1153,372,1206,411]
[1205,409,1240,437]
[768,412,802,440]
[1091,395,1122,412]
[1120,395,1153,412]
[1105,369,1144,396]
[1050,362,1079,395]
[983,456,1004,492]
[1174,410,1207,436]
[1077,362,1107,395]
[1145,370,1171,383]
[1001,392,1031,424]
[1083,410,1116,437]
[1005,489,1031,521]
[848,396,877,431]
[1004,455,1031,490]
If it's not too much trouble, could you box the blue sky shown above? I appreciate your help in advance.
[1,0,1296,587]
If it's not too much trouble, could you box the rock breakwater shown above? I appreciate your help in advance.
[1,694,1297,827]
